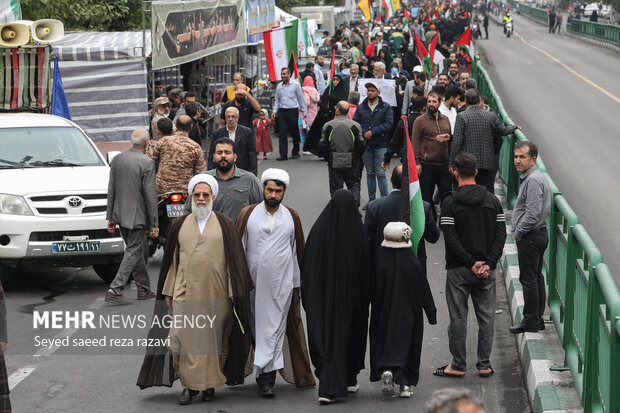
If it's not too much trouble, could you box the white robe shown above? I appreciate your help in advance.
[242,202,300,377]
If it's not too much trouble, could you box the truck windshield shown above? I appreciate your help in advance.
[0,127,105,168]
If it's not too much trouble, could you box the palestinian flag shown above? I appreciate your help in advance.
[326,48,336,87]
[412,30,431,76]
[403,7,412,27]
[264,21,298,81]
[400,115,425,255]
[454,26,475,72]
[382,0,395,17]
[287,50,300,80]
[375,13,383,23]
[428,32,445,73]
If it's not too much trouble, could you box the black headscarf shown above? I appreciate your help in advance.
[301,189,371,398]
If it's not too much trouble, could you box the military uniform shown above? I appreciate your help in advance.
[147,131,207,194]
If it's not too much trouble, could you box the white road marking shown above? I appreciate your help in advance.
[8,366,36,390]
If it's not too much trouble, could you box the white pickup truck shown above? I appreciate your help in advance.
[0,113,124,282]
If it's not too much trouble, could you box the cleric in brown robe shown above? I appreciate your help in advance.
[136,174,254,405]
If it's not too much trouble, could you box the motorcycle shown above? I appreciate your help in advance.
[148,191,188,256]
[505,21,513,37]
[472,22,482,39]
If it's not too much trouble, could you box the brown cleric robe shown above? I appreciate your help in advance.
[137,211,253,389]
[236,203,316,388]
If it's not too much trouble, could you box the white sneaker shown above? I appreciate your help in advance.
[347,384,360,393]
[318,396,336,404]
[381,370,394,396]
[400,385,413,398]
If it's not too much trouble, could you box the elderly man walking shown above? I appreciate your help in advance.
[236,168,315,398]
[105,129,158,305]
[510,141,551,334]
[136,174,254,405]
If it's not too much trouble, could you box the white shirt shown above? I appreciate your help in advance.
[227,125,237,142]
[265,208,277,232]
[439,103,457,134]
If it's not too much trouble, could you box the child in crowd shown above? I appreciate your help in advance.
[253,109,273,159]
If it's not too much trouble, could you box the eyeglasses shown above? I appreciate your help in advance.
[192,192,211,199]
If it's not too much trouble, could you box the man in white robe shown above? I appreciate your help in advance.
[239,168,303,397]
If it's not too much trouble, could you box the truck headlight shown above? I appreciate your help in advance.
[0,194,34,216]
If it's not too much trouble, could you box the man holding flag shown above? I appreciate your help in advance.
[434,152,506,379]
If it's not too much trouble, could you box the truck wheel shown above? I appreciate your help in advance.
[93,262,120,283]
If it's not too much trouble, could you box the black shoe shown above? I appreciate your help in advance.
[276,156,288,161]
[258,385,275,398]
[510,321,539,334]
[201,388,215,402]
[290,154,300,159]
[179,389,199,405]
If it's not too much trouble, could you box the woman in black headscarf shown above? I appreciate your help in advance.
[369,221,437,398]
[301,189,371,404]
[302,74,349,155]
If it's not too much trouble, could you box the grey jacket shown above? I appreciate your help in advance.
[106,147,158,230]
[511,165,550,239]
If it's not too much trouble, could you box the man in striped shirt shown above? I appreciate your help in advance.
[434,152,507,379]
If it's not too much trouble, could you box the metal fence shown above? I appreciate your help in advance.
[473,57,620,413]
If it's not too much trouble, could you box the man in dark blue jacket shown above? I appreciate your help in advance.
[353,81,393,205]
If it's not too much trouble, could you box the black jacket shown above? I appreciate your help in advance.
[440,184,506,270]
[208,124,257,176]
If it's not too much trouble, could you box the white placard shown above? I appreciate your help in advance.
[356,78,397,107]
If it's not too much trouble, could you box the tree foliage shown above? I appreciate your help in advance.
[20,0,144,31]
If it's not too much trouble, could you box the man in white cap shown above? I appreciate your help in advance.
[236,168,315,398]
[137,173,254,405]
[151,96,171,140]
[402,65,424,115]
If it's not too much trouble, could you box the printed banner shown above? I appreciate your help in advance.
[258,0,269,32]
[248,0,274,35]
[267,0,275,28]
[151,0,247,70]
[247,0,260,35]
[357,78,397,106]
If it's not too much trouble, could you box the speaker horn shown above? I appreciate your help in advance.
[30,19,64,43]
[0,22,30,47]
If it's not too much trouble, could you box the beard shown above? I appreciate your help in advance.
[427,105,438,114]
[157,108,170,117]
[192,198,213,220]
[235,97,245,104]
[216,158,234,172]
[264,194,281,209]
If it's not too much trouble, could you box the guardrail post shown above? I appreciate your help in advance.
[542,173,561,299]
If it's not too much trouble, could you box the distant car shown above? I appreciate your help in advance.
[600,4,610,18]
[583,3,600,17]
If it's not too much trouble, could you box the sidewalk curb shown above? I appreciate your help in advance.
[495,184,583,413]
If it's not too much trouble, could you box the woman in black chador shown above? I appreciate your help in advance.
[301,189,371,404]
[369,221,437,398]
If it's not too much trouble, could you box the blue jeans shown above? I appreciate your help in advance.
[363,147,388,201]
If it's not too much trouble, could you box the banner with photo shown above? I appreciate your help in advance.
[151,0,247,70]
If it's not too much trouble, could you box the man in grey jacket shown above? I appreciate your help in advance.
[105,129,159,305]
[509,141,551,334]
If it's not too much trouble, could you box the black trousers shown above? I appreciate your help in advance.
[329,167,361,206]
[484,26,489,39]
[277,108,300,157]
[420,163,452,205]
[475,168,496,193]
[516,228,548,326]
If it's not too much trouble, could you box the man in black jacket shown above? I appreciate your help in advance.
[434,152,506,379]
[208,106,257,175]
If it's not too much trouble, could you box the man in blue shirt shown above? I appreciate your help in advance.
[272,68,307,161]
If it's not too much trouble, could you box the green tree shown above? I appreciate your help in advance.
[20,0,144,31]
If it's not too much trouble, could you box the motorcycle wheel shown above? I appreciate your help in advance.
[507,31,511,37]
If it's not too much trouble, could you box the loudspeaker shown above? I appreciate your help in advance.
[30,19,64,44]
[0,22,30,47]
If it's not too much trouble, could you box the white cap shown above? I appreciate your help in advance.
[381,222,413,248]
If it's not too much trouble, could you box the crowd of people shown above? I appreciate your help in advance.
[102,2,551,411]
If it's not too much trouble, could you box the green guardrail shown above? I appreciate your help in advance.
[567,19,620,47]
[518,3,549,23]
[473,57,620,413]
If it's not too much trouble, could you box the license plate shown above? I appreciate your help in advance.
[166,204,186,217]
[52,241,101,254]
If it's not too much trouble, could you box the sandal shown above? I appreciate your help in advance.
[478,367,494,377]
[433,364,465,378]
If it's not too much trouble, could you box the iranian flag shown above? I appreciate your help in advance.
[297,18,310,58]
[412,30,431,75]
[382,0,395,17]
[400,115,425,255]
[264,21,298,82]
[428,33,445,73]
[454,26,475,72]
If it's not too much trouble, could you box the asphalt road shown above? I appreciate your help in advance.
[3,155,529,412]
[478,14,620,286]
